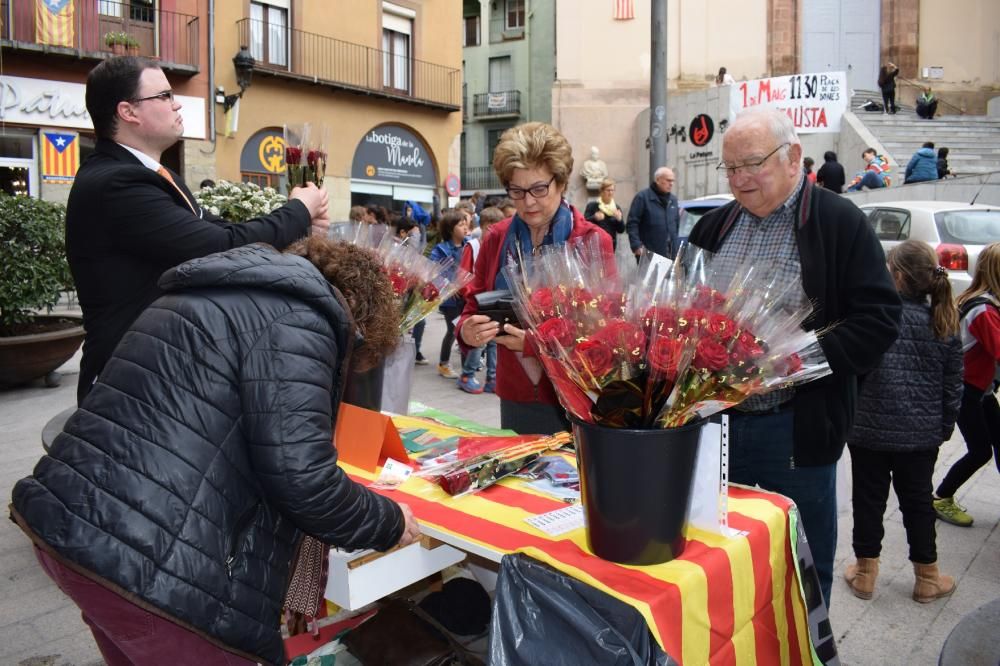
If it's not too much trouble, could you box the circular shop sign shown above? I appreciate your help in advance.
[689,114,715,148]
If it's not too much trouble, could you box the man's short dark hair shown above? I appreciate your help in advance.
[922,141,935,149]
[86,56,160,140]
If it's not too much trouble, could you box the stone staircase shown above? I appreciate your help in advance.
[850,89,1000,178]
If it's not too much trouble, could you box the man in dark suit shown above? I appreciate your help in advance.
[626,166,680,259]
[67,56,329,402]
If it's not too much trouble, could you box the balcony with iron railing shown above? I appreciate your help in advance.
[461,166,503,192]
[236,19,460,111]
[472,90,520,118]
[0,0,199,72]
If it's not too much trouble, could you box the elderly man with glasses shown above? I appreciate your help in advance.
[626,166,680,260]
[66,56,330,403]
[689,107,901,609]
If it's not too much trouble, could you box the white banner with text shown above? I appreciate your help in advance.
[729,71,847,134]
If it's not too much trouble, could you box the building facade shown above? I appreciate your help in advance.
[0,0,209,202]
[553,0,1000,206]
[460,0,554,198]
[212,0,463,220]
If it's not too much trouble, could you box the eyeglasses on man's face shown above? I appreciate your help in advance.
[131,90,175,104]
[716,143,789,178]
[506,175,556,200]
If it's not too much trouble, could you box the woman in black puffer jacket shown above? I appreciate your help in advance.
[11,239,419,665]
[845,240,962,604]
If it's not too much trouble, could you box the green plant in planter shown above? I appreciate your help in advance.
[103,31,132,48]
[0,194,74,335]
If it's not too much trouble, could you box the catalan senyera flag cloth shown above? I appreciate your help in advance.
[36,0,75,47]
[614,0,635,20]
[41,130,79,183]
[340,408,821,666]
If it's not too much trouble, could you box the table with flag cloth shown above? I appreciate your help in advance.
[336,407,830,665]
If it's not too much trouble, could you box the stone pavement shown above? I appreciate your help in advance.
[0,308,997,665]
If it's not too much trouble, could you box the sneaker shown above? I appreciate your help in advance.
[484,379,496,393]
[457,375,484,394]
[414,352,429,366]
[933,497,973,527]
[438,363,458,379]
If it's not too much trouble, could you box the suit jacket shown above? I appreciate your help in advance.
[66,139,311,402]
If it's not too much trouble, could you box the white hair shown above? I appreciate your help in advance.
[729,107,801,167]
[653,166,673,179]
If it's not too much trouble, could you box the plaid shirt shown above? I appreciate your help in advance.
[712,177,810,412]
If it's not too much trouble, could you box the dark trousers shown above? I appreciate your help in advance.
[937,383,1000,498]
[438,303,463,364]
[34,547,256,666]
[411,319,425,355]
[881,88,897,113]
[849,446,939,563]
[728,407,838,608]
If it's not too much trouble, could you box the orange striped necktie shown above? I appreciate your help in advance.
[156,166,198,215]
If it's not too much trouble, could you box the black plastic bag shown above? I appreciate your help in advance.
[487,554,673,666]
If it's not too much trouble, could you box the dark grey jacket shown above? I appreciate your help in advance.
[626,184,680,257]
[849,298,963,451]
[12,245,403,665]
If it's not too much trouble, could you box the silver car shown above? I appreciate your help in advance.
[859,200,1000,294]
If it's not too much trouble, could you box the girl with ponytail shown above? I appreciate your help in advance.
[933,242,1000,527]
[845,240,962,603]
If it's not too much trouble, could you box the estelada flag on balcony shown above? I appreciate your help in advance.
[36,0,75,47]
[613,0,634,20]
[41,131,79,183]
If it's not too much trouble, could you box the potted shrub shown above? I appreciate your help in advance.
[0,194,84,388]
[103,31,130,56]
[126,34,141,56]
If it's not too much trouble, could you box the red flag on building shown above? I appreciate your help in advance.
[36,0,75,47]
[41,131,79,183]
[614,0,635,20]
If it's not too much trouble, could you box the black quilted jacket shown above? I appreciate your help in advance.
[11,244,403,665]
[848,298,963,451]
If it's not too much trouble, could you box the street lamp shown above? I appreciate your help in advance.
[223,46,255,112]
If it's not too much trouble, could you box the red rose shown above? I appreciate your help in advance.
[779,353,803,375]
[734,331,764,358]
[642,306,678,337]
[389,273,409,296]
[692,285,725,309]
[285,146,302,165]
[680,308,708,333]
[648,336,684,379]
[439,470,471,495]
[694,338,729,371]
[571,338,615,378]
[596,293,626,319]
[595,319,647,360]
[420,282,440,302]
[536,317,575,348]
[529,287,561,317]
[705,313,736,341]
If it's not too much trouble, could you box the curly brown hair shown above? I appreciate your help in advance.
[285,237,399,369]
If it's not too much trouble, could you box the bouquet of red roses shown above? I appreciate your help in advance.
[503,237,831,428]
[329,222,472,335]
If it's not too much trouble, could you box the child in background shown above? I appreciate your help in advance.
[457,206,504,394]
[429,212,470,380]
[847,148,889,191]
[934,242,1000,526]
[393,217,429,364]
[845,240,962,603]
[498,198,517,219]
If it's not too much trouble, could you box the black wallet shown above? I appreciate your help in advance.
[473,289,520,328]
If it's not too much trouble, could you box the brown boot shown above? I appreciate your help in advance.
[844,557,879,600]
[912,561,955,603]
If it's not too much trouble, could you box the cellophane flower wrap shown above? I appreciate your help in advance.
[329,222,472,335]
[503,237,831,428]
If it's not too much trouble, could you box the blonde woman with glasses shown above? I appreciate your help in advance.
[456,122,614,434]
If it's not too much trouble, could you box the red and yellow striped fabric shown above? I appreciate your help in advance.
[35,0,75,47]
[341,415,815,665]
[41,130,79,183]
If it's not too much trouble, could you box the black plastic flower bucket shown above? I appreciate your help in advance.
[572,417,703,565]
[342,359,385,412]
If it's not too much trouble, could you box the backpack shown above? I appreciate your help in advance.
[860,99,884,112]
